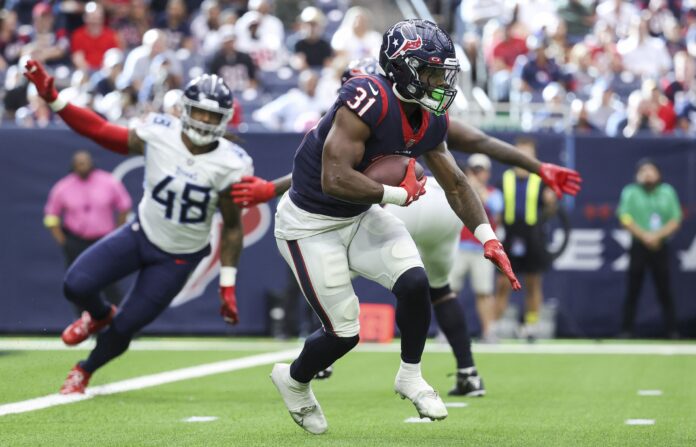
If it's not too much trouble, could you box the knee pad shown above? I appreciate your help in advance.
[393,267,430,300]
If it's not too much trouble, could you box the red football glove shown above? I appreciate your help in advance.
[231,176,276,208]
[219,286,239,325]
[24,59,58,102]
[483,240,521,291]
[538,163,582,199]
[400,158,427,205]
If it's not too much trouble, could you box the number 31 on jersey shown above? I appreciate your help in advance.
[346,82,378,117]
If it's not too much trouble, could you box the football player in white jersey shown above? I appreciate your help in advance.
[24,60,252,394]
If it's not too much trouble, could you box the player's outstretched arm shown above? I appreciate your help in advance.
[424,143,521,290]
[447,119,582,198]
[23,59,144,155]
[217,190,244,325]
[321,107,424,206]
[231,173,291,208]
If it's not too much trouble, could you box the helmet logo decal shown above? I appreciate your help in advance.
[388,35,423,59]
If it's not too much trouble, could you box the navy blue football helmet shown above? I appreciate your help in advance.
[340,57,379,85]
[181,74,234,146]
[379,19,459,115]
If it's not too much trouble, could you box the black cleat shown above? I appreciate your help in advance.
[314,366,333,380]
[448,370,486,397]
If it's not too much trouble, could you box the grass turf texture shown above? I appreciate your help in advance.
[1,340,694,446]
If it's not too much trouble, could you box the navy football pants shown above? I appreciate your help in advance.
[63,221,209,373]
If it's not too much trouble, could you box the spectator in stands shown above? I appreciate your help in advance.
[16,83,53,127]
[608,89,664,136]
[6,0,41,25]
[662,51,694,103]
[449,154,503,342]
[686,8,696,58]
[488,20,528,102]
[570,98,599,132]
[617,15,672,78]
[44,150,131,314]
[595,0,640,39]
[586,82,623,130]
[252,69,323,132]
[661,16,686,57]
[19,3,69,66]
[566,43,596,99]
[642,79,676,133]
[90,47,124,96]
[191,0,223,58]
[0,9,22,69]
[515,34,573,100]
[514,0,559,37]
[110,0,152,50]
[292,6,332,70]
[118,28,182,94]
[556,0,595,44]
[3,61,29,119]
[330,6,381,61]
[70,2,121,72]
[459,0,509,35]
[617,158,681,338]
[527,82,568,132]
[155,0,194,51]
[595,52,641,99]
[207,24,257,92]
[675,86,696,135]
[235,0,285,71]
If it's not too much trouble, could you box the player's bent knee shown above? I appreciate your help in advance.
[392,267,430,300]
[63,269,99,301]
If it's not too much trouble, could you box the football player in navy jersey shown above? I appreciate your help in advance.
[235,57,582,401]
[261,19,520,434]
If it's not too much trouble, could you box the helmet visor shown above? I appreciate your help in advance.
[417,63,459,115]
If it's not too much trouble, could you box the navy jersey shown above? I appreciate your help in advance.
[289,74,449,218]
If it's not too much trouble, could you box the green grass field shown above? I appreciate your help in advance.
[1,338,695,446]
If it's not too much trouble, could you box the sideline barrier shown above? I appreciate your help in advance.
[0,129,693,337]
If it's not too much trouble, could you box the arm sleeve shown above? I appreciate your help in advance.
[338,77,387,131]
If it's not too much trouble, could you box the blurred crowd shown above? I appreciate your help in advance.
[454,0,696,136]
[2,0,696,137]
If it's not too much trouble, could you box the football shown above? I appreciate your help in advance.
[363,155,425,186]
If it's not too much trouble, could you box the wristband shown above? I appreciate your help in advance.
[219,266,237,287]
[474,224,497,244]
[49,95,68,112]
[380,185,407,205]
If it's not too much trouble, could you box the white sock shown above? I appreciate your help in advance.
[398,361,422,379]
[287,372,309,390]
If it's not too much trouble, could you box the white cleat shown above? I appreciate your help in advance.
[394,375,448,421]
[270,363,328,435]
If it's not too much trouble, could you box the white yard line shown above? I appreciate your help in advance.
[0,348,300,417]
[1,339,695,355]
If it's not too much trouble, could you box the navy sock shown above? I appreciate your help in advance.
[431,285,474,369]
[290,329,359,383]
[80,327,132,373]
[392,267,431,364]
